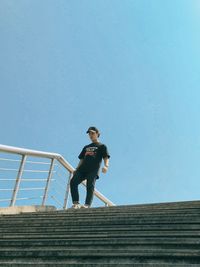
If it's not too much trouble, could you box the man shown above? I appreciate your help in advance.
[70,126,110,209]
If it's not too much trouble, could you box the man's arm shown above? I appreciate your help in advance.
[104,157,109,167]
[102,157,109,173]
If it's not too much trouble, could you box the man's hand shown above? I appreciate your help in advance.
[102,166,108,173]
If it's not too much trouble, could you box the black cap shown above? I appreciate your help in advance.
[86,126,100,136]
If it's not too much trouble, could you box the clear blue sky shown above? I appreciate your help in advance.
[1,0,200,206]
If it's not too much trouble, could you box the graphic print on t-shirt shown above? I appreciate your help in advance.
[85,147,98,157]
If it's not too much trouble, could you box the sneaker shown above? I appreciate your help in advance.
[81,204,90,209]
[71,203,81,209]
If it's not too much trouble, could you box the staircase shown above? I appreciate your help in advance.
[0,200,200,266]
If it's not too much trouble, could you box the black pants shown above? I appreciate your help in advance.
[70,170,97,206]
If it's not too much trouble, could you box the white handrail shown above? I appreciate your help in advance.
[0,144,115,207]
[0,144,73,171]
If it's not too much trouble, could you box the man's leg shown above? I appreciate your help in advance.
[70,170,85,204]
[85,173,97,207]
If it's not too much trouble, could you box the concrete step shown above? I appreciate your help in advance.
[0,248,200,264]
[0,245,199,254]
[0,237,200,247]
[0,224,200,233]
[0,229,199,239]
[2,231,200,239]
[0,247,200,255]
[0,244,200,250]
[1,215,200,225]
[0,262,199,267]
[0,212,200,225]
[1,211,194,220]
[1,230,200,238]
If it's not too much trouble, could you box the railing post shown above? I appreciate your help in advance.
[10,154,27,207]
[63,171,73,209]
[42,158,55,206]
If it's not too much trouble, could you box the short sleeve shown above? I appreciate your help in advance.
[78,146,86,159]
[101,144,110,159]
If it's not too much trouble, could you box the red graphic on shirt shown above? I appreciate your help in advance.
[85,151,95,156]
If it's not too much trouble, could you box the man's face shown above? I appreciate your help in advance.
[88,131,98,142]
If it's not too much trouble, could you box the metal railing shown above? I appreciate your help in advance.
[0,144,115,209]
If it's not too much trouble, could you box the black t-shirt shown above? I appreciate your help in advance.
[77,142,110,174]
